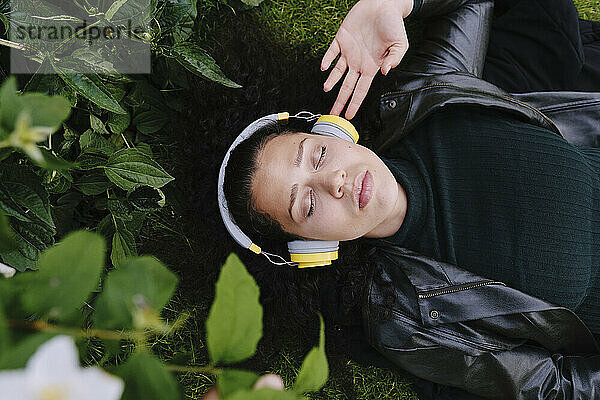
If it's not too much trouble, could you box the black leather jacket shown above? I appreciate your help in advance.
[359,0,600,398]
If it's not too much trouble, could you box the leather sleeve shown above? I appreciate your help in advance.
[400,0,493,78]
[368,306,600,399]
[464,349,600,399]
[365,249,600,400]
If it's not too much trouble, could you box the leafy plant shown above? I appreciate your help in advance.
[0,0,264,271]
[0,226,329,399]
[0,76,175,270]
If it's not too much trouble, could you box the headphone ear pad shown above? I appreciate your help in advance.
[288,240,340,268]
[310,115,359,143]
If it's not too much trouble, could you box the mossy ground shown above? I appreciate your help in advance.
[141,1,599,399]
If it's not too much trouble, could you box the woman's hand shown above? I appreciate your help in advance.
[321,0,413,119]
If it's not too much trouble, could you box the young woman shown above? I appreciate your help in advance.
[222,0,600,397]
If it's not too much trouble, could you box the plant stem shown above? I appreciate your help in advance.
[8,319,145,341]
[0,38,28,51]
[121,133,131,148]
[165,364,222,375]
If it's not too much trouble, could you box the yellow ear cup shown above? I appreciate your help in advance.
[316,115,359,143]
[289,250,339,268]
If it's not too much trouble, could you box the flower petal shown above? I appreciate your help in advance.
[70,367,124,400]
[27,335,80,382]
[0,369,32,400]
[0,262,16,278]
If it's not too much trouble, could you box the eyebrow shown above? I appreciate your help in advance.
[288,137,307,221]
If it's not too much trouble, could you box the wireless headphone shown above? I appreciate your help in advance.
[217,111,359,268]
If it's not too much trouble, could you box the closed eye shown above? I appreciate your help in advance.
[307,189,314,218]
[315,145,326,170]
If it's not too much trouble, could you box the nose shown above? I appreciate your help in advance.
[328,169,346,199]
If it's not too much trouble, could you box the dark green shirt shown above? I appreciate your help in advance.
[377,105,600,332]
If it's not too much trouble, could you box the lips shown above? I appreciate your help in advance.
[353,170,373,210]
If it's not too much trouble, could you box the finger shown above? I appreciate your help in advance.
[323,56,347,92]
[345,73,375,120]
[330,69,359,116]
[202,388,219,400]
[253,374,285,391]
[321,39,340,71]
[381,41,409,75]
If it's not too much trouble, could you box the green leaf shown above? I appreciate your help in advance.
[217,369,259,399]
[111,231,134,266]
[0,78,71,162]
[59,125,78,157]
[293,314,329,394]
[190,0,198,17]
[111,218,137,267]
[75,170,113,195]
[108,112,131,135]
[33,148,76,170]
[71,48,117,74]
[52,192,82,237]
[116,352,181,400]
[75,150,109,170]
[104,148,174,191]
[172,42,241,88]
[40,168,72,194]
[0,77,22,131]
[206,253,262,364]
[128,186,164,211]
[0,218,55,271]
[90,114,110,136]
[0,332,57,369]
[108,199,134,221]
[0,211,18,252]
[97,213,115,241]
[79,129,117,156]
[102,338,122,358]
[55,70,127,115]
[0,85,70,135]
[123,210,147,237]
[102,0,155,25]
[161,1,194,43]
[21,230,106,320]
[136,142,153,157]
[18,93,71,130]
[93,256,178,329]
[227,388,296,400]
[133,109,169,134]
[105,0,129,21]
[0,185,33,223]
[0,165,54,228]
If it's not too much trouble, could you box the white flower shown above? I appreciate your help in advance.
[0,335,124,400]
[0,262,16,278]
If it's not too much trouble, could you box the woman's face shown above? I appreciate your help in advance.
[251,132,407,241]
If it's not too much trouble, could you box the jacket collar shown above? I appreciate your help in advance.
[374,73,562,155]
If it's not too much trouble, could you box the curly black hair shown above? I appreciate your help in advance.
[223,120,303,244]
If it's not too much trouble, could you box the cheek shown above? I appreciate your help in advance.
[316,199,354,230]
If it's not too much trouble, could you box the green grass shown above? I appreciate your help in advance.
[252,0,600,59]
[253,0,358,58]
[576,0,600,19]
